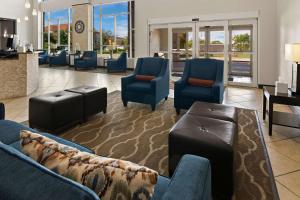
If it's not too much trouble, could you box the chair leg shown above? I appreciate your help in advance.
[165,96,168,100]
[123,101,128,107]
[151,104,156,111]
[103,107,107,114]
[176,108,180,115]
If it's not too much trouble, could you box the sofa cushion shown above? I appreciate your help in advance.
[135,75,155,81]
[0,142,99,200]
[0,120,94,154]
[21,130,159,200]
[188,78,214,87]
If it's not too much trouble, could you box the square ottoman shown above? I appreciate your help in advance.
[29,91,84,133]
[169,114,237,200]
[187,101,238,123]
[66,86,107,121]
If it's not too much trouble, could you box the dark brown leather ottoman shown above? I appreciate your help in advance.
[29,91,84,133]
[187,101,238,123]
[169,114,237,200]
[66,86,107,121]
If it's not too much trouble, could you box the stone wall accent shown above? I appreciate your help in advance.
[0,53,39,100]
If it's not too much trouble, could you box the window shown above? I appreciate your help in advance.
[93,1,134,58]
[43,8,71,53]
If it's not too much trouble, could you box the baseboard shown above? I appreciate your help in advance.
[258,84,275,89]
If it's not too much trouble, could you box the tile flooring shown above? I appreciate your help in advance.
[2,67,300,199]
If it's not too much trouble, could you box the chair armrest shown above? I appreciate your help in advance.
[121,74,136,86]
[0,103,5,120]
[212,81,224,103]
[162,155,212,200]
[174,79,185,92]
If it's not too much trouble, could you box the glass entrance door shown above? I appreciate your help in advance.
[228,20,257,86]
[170,23,195,76]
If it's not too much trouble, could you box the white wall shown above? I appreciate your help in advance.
[0,0,33,47]
[135,0,278,85]
[277,0,300,86]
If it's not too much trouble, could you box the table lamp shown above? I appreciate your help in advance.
[285,43,300,95]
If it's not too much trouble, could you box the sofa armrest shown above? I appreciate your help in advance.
[212,81,224,103]
[174,79,185,92]
[162,155,212,200]
[121,74,136,89]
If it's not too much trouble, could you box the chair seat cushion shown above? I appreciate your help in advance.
[181,86,212,99]
[135,75,155,81]
[188,78,214,87]
[127,82,152,93]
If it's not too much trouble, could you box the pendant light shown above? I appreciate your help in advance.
[25,0,31,9]
[32,9,37,16]
[24,16,29,21]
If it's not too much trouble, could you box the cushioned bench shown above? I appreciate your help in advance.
[66,86,107,121]
[169,102,237,200]
[29,91,84,133]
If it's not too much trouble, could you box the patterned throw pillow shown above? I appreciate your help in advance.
[20,130,158,200]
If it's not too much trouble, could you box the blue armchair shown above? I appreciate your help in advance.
[107,52,127,72]
[74,51,97,70]
[49,50,67,66]
[122,57,169,111]
[174,58,224,114]
[0,102,4,120]
[38,50,48,65]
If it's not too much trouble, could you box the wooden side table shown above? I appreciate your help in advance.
[263,86,300,136]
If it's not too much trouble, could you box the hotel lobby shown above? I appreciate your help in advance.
[0,0,300,200]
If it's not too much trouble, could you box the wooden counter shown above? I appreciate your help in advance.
[0,52,39,99]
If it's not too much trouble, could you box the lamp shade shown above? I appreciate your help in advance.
[285,43,300,62]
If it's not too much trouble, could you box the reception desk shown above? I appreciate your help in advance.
[0,52,39,99]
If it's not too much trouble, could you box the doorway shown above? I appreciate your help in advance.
[149,19,258,87]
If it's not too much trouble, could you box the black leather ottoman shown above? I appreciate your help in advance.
[187,101,238,123]
[29,91,84,133]
[169,114,237,200]
[66,86,107,121]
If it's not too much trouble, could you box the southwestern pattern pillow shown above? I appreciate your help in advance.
[20,130,158,200]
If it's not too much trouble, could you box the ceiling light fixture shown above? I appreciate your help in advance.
[24,16,29,21]
[17,18,21,23]
[25,0,31,9]
[32,9,37,16]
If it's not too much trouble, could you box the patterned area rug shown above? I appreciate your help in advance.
[59,91,278,200]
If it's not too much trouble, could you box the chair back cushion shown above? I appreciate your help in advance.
[187,59,223,80]
[21,130,159,200]
[188,78,214,87]
[83,51,96,58]
[137,58,164,76]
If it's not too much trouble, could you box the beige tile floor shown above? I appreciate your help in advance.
[1,67,300,199]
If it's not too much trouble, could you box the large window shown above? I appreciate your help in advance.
[93,2,134,58]
[43,8,71,53]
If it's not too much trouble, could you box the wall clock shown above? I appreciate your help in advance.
[75,20,85,34]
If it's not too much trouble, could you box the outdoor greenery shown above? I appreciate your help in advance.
[232,33,250,52]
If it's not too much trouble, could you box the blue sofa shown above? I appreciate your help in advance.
[121,57,169,111]
[107,52,127,72]
[49,50,67,66]
[75,51,97,70]
[174,58,224,114]
[38,50,48,65]
[0,104,212,200]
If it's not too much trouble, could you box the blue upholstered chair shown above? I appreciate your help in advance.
[174,58,224,114]
[107,52,127,72]
[0,102,4,120]
[38,50,48,65]
[49,50,67,66]
[121,57,169,111]
[74,51,97,70]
